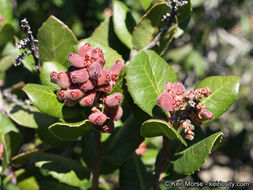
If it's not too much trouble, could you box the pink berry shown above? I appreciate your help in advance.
[157,93,175,112]
[66,89,84,100]
[64,98,77,107]
[104,106,123,121]
[79,91,96,107]
[96,81,113,93]
[100,119,114,133]
[91,48,103,60]
[78,43,93,59]
[57,89,66,101]
[96,69,112,86]
[104,92,123,107]
[110,60,124,80]
[163,82,173,93]
[56,72,71,89]
[94,56,105,67]
[172,81,185,94]
[80,79,97,92]
[89,62,102,79]
[68,53,85,68]
[50,71,58,83]
[70,68,89,84]
[197,109,214,121]
[89,110,107,125]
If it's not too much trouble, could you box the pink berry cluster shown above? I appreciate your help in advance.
[157,81,214,140]
[50,43,124,133]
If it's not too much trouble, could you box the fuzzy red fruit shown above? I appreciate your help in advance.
[68,53,85,68]
[79,91,96,107]
[104,92,123,107]
[66,89,84,100]
[95,56,105,67]
[110,60,124,80]
[96,82,113,93]
[96,69,112,86]
[157,93,175,112]
[172,81,185,93]
[197,109,214,121]
[78,43,93,58]
[64,98,77,107]
[70,68,89,84]
[57,89,66,101]
[89,62,102,79]
[91,48,103,60]
[50,71,58,83]
[56,72,71,89]
[100,119,114,133]
[89,111,107,125]
[80,79,96,92]
[104,106,123,121]
[163,82,173,93]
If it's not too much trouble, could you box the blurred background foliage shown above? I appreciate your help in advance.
[0,0,253,187]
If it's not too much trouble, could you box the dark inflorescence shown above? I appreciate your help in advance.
[157,81,214,140]
[50,43,124,133]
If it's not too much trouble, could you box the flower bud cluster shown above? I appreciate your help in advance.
[157,81,214,140]
[50,43,124,133]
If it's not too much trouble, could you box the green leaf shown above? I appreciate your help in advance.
[77,38,124,69]
[139,0,152,10]
[195,76,239,122]
[126,50,177,117]
[49,120,93,141]
[132,3,177,52]
[0,0,13,24]
[0,23,16,46]
[141,119,187,146]
[11,149,40,166]
[0,113,19,142]
[7,103,57,129]
[169,132,223,176]
[0,55,16,72]
[31,153,89,187]
[38,16,78,64]
[23,84,82,118]
[40,61,67,89]
[112,0,135,49]
[119,154,152,190]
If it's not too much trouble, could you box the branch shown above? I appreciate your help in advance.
[92,131,101,190]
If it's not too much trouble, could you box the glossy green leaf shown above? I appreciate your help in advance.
[119,154,152,190]
[77,38,124,69]
[38,16,78,64]
[23,84,82,118]
[49,120,93,141]
[139,0,152,10]
[40,61,67,89]
[0,55,16,72]
[126,50,177,117]
[141,119,187,146]
[170,132,223,175]
[195,76,239,122]
[11,149,40,166]
[113,0,135,49]
[0,0,13,24]
[0,113,19,142]
[0,23,16,46]
[7,103,57,129]
[31,153,90,187]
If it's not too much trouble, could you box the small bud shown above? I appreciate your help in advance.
[91,48,103,60]
[104,92,123,107]
[172,81,185,94]
[95,56,105,67]
[56,72,71,89]
[80,79,96,92]
[96,82,113,93]
[57,89,66,101]
[157,93,175,112]
[89,110,107,125]
[79,91,96,107]
[104,105,123,121]
[163,82,173,93]
[89,62,102,79]
[70,68,89,84]
[68,53,85,68]
[64,98,77,107]
[186,129,195,136]
[197,109,214,121]
[185,134,194,141]
[66,89,84,100]
[135,142,147,155]
[96,69,112,86]
[78,43,93,58]
[100,119,114,133]
[50,71,58,83]
[110,60,124,80]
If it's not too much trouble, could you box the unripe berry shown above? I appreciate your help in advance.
[56,72,71,89]
[50,71,58,84]
[104,92,123,107]
[89,62,102,79]
[89,110,107,125]
[100,119,114,133]
[79,91,96,107]
[78,43,93,59]
[96,69,112,86]
[64,98,77,107]
[110,60,124,80]
[197,109,214,121]
[68,53,85,68]
[66,89,84,100]
[96,82,113,93]
[80,79,96,92]
[104,105,123,121]
[57,89,66,101]
[157,93,175,112]
[70,68,89,84]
